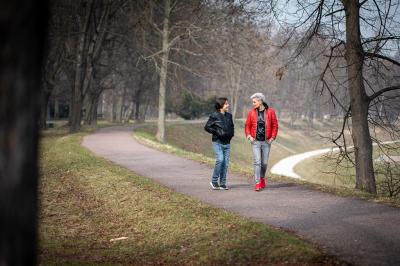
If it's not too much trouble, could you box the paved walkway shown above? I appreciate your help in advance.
[271,147,339,179]
[82,126,400,266]
[272,140,400,179]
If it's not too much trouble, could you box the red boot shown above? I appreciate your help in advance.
[260,178,266,189]
[254,183,261,191]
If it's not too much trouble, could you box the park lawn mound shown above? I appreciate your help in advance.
[38,128,337,265]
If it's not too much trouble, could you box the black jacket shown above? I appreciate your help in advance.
[204,111,234,144]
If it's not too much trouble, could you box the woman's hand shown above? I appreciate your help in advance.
[267,138,274,144]
[247,135,255,142]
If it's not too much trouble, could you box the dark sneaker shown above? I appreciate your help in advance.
[210,182,220,190]
[219,185,229,190]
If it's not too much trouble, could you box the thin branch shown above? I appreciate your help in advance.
[362,36,400,45]
[368,85,400,102]
[364,52,400,67]
[359,0,369,7]
[325,8,345,17]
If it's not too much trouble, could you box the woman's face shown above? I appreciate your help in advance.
[252,98,262,109]
[221,101,229,112]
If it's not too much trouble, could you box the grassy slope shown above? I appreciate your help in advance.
[39,127,335,265]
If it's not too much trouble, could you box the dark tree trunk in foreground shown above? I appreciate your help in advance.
[343,0,376,194]
[0,1,48,265]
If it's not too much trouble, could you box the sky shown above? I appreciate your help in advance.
[240,0,400,55]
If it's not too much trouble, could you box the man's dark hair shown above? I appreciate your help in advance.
[215,97,228,110]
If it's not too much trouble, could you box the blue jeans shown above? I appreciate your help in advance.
[211,142,231,185]
[251,141,271,183]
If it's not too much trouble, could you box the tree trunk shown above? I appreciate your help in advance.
[69,93,82,130]
[156,0,171,142]
[98,92,104,119]
[112,89,117,122]
[39,90,52,130]
[54,97,59,119]
[88,95,99,125]
[134,101,141,121]
[134,86,144,122]
[142,97,151,122]
[0,1,47,264]
[343,0,376,193]
[119,87,127,122]
[133,75,145,122]
[84,94,95,125]
[70,0,93,132]
[232,65,241,119]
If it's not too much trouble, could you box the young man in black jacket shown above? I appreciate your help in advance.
[204,97,234,190]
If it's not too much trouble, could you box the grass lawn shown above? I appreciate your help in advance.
[39,127,336,265]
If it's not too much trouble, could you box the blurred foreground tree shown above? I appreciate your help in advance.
[0,0,47,264]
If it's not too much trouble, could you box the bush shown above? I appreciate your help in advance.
[168,91,215,120]
[376,162,400,197]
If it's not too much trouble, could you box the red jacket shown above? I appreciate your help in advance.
[245,108,278,140]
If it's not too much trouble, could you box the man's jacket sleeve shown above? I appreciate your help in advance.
[232,114,235,137]
[204,115,217,135]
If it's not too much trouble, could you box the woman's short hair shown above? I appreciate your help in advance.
[215,97,228,110]
[250,93,265,103]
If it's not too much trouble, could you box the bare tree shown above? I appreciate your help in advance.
[69,0,120,132]
[265,0,400,193]
[70,0,94,132]
[140,0,213,141]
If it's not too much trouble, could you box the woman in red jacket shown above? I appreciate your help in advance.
[245,93,278,191]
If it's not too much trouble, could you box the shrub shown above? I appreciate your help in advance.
[168,91,215,120]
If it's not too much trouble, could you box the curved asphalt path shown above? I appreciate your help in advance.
[82,126,400,266]
[271,147,340,179]
[271,140,400,179]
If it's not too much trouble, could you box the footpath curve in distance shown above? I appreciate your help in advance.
[270,140,400,179]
